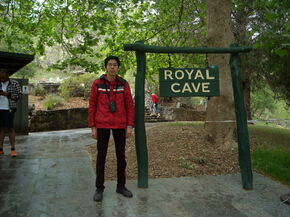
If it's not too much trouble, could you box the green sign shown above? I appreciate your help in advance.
[159,66,220,97]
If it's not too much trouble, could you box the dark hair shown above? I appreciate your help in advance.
[104,56,121,67]
[0,68,10,74]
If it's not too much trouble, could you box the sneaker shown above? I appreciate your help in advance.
[116,187,133,198]
[11,150,17,157]
[93,188,103,202]
[280,193,290,205]
[0,150,4,155]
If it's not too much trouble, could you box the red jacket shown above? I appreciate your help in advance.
[151,94,158,103]
[88,74,135,129]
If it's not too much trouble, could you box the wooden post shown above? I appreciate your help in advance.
[124,42,253,189]
[230,45,253,190]
[134,42,148,188]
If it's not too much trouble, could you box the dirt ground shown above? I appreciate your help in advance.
[86,124,240,180]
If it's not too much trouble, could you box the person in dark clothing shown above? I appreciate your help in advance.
[88,56,135,202]
[0,69,22,157]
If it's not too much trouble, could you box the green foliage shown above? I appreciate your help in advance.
[251,85,276,119]
[1,0,289,108]
[270,101,290,120]
[251,1,289,103]
[32,84,46,97]
[0,0,207,77]
[0,0,160,73]
[251,84,290,121]
[232,0,290,106]
[144,0,207,81]
[43,94,65,110]
[12,63,38,79]
[58,73,97,98]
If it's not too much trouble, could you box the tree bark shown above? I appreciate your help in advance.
[243,77,252,120]
[204,0,237,149]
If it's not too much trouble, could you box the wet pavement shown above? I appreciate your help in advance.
[0,127,289,217]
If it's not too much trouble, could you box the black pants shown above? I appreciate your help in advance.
[96,128,126,189]
[0,110,15,128]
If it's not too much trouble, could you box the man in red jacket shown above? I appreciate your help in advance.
[88,56,135,202]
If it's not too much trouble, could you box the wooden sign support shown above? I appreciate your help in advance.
[124,41,253,190]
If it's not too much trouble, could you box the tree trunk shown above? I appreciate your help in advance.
[204,0,237,149]
[243,77,252,120]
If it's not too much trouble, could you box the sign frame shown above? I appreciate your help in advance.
[124,42,253,190]
[159,66,220,97]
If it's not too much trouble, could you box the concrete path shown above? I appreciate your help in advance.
[0,128,289,217]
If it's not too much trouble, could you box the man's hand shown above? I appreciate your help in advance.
[91,127,97,139]
[126,127,133,138]
[0,91,9,96]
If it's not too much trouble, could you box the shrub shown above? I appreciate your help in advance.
[43,94,64,110]
[59,73,97,98]
[33,84,46,97]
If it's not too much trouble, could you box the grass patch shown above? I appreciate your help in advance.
[252,148,290,186]
[43,94,65,110]
[249,125,290,186]
[249,125,290,148]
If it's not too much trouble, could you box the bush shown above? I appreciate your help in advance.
[59,73,97,98]
[43,94,64,110]
[33,84,46,97]
[250,85,290,120]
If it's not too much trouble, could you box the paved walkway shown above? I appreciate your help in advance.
[0,128,289,217]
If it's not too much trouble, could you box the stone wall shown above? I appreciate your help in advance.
[29,107,206,132]
[29,108,88,132]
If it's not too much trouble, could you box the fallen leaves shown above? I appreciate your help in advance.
[86,124,240,180]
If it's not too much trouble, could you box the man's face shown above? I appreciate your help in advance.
[105,59,119,77]
[0,72,9,82]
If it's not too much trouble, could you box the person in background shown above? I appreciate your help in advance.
[88,56,135,202]
[150,92,160,117]
[0,69,22,157]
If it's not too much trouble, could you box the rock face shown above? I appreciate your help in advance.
[29,108,88,132]
[29,83,61,94]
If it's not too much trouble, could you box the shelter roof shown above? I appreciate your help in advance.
[0,51,34,75]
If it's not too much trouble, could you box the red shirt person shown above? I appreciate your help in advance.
[151,93,158,104]
[150,93,160,116]
[88,56,135,202]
